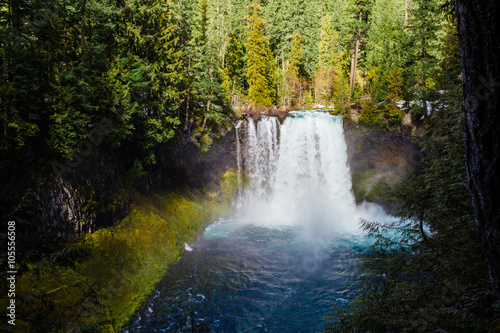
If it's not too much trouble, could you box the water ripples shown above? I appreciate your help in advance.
[126,220,371,333]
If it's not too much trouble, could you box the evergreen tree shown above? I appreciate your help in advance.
[245,3,272,107]
[365,0,407,102]
[346,0,373,94]
[117,0,183,166]
[315,14,349,110]
[318,14,336,70]
[222,33,246,107]
[405,0,442,117]
[180,0,229,151]
[289,33,306,80]
[281,33,307,107]
[264,0,322,77]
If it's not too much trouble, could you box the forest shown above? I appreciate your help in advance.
[1,0,500,331]
[1,0,458,165]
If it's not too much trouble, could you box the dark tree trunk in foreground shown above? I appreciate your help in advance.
[456,0,500,300]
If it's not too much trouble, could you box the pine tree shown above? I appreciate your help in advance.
[114,0,183,166]
[315,15,349,110]
[365,0,406,71]
[223,33,245,107]
[282,33,307,107]
[179,0,228,151]
[289,33,306,80]
[406,0,442,117]
[364,0,407,103]
[384,68,404,125]
[264,0,322,78]
[318,15,335,70]
[245,3,272,107]
[347,0,373,93]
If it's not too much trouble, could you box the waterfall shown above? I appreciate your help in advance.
[238,111,356,233]
[234,120,243,208]
[244,116,280,202]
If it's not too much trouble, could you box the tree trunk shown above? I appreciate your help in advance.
[422,41,427,117]
[349,42,356,93]
[184,85,190,131]
[202,115,208,129]
[456,0,500,300]
[201,100,210,129]
[10,0,19,30]
[350,10,362,93]
[184,58,191,131]
[222,38,227,68]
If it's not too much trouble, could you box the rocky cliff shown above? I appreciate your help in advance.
[1,127,238,247]
[344,121,422,206]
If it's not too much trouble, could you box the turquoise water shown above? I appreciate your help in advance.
[125,217,372,332]
[125,112,393,332]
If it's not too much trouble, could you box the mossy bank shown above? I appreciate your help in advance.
[0,124,239,332]
[0,170,237,332]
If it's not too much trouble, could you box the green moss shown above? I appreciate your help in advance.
[351,171,390,203]
[365,179,390,203]
[3,169,238,332]
[352,171,377,202]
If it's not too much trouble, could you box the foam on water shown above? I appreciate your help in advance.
[126,111,398,332]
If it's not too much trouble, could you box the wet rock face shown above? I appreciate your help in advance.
[2,129,237,244]
[150,129,237,193]
[344,122,422,206]
[44,179,95,238]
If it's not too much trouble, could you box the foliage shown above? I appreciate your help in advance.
[245,3,273,107]
[1,0,495,331]
[330,88,496,333]
[361,67,405,127]
[404,0,442,116]
[359,98,384,126]
[223,33,245,107]
[0,170,238,332]
[327,25,497,332]
[0,0,238,176]
[263,0,322,78]
[288,33,306,80]
[314,14,349,111]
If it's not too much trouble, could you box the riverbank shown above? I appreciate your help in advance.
[0,112,420,331]
[1,170,237,332]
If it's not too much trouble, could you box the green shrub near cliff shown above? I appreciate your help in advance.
[1,170,237,332]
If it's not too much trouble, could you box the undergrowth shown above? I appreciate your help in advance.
[0,170,238,332]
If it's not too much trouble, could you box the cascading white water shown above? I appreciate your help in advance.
[234,120,243,208]
[129,112,385,333]
[239,111,357,234]
[243,116,280,202]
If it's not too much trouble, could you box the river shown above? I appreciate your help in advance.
[126,111,393,332]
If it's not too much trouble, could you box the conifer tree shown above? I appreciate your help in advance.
[364,0,407,102]
[222,33,245,107]
[245,3,272,107]
[289,33,306,80]
[282,33,307,107]
[406,0,441,117]
[318,15,336,70]
[109,0,183,166]
[315,15,349,109]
